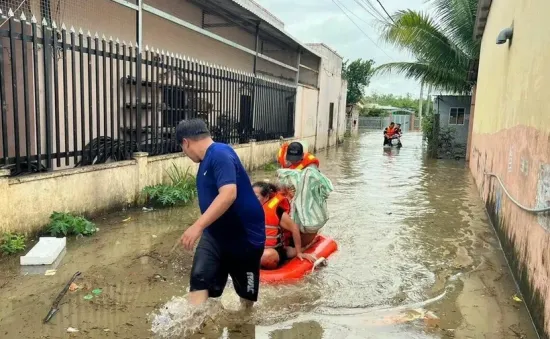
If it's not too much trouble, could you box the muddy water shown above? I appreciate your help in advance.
[0,131,538,339]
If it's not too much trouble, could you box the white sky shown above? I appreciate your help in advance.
[254,0,432,97]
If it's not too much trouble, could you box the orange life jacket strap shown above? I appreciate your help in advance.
[277,143,289,168]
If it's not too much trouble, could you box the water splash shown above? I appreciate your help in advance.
[150,296,223,338]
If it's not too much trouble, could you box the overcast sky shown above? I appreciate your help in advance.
[254,0,432,97]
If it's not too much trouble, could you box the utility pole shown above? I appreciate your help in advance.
[426,84,433,114]
[418,82,424,130]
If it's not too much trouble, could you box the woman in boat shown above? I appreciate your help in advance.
[252,181,310,269]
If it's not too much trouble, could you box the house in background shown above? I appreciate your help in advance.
[434,95,472,146]
[0,0,347,176]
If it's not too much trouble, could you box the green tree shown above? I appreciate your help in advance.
[363,93,419,111]
[342,59,376,105]
[359,107,387,117]
[375,0,479,94]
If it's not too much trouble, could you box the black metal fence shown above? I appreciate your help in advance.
[0,11,296,176]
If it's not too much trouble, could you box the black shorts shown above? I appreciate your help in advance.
[276,246,287,264]
[189,232,263,302]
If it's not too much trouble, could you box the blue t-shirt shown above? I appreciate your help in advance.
[196,143,265,249]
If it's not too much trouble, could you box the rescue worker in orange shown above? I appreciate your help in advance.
[278,141,319,170]
[252,181,312,269]
[383,122,397,146]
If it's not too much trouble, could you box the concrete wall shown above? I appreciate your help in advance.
[346,106,359,136]
[435,95,471,145]
[0,136,315,234]
[305,43,346,151]
[469,0,550,336]
[337,79,348,142]
[294,85,319,140]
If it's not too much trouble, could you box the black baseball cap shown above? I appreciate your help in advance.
[286,142,304,162]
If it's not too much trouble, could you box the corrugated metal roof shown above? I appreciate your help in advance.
[229,0,321,58]
[474,0,492,39]
[230,0,285,30]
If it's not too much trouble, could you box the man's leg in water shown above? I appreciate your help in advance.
[189,233,227,305]
[228,244,263,310]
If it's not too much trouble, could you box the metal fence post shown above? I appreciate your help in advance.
[135,0,143,152]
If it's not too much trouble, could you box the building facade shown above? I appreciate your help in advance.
[470,0,550,337]
[434,95,472,146]
[0,0,347,176]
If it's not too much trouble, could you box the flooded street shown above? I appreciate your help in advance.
[0,131,538,338]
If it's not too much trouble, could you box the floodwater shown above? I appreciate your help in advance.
[0,131,539,339]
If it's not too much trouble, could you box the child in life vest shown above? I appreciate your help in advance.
[252,181,313,269]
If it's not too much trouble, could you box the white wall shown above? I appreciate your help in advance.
[305,43,346,150]
[295,85,319,139]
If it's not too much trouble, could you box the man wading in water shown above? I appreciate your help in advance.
[177,119,265,309]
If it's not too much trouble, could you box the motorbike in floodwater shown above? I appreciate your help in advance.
[383,134,402,149]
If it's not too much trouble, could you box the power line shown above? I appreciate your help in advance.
[331,0,393,60]
[351,0,386,22]
[374,0,395,24]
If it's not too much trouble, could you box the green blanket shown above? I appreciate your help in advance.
[277,167,334,233]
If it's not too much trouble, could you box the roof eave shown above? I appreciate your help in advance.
[474,0,492,40]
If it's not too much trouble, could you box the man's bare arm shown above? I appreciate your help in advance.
[193,184,237,230]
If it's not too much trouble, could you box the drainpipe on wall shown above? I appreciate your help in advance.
[313,58,322,152]
[294,49,301,138]
[136,0,143,52]
[250,21,260,135]
[466,85,476,162]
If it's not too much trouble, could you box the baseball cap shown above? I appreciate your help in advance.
[286,142,304,162]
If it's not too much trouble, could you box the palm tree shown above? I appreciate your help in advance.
[375,0,479,94]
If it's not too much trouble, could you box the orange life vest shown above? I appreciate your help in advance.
[263,193,288,249]
[385,127,396,138]
[277,143,320,170]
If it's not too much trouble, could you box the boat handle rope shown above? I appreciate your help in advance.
[484,172,550,213]
[312,256,327,273]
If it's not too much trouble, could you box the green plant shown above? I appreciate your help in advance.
[342,59,376,105]
[263,162,278,171]
[0,233,26,255]
[47,212,97,237]
[375,0,479,94]
[421,113,434,140]
[142,164,197,206]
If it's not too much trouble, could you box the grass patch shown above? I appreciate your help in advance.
[263,162,278,171]
[0,233,26,255]
[47,212,98,237]
[142,163,197,207]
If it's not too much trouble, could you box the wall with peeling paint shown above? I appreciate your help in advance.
[469,0,550,337]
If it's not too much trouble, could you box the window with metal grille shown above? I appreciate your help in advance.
[449,107,465,125]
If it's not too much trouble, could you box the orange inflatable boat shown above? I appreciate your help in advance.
[260,235,338,284]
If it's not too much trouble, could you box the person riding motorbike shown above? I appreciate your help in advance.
[394,123,403,147]
[383,122,397,146]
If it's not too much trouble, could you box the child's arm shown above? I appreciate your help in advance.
[280,213,315,262]
[279,212,302,254]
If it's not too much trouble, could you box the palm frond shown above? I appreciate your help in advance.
[430,0,479,57]
[374,61,473,94]
[380,10,471,71]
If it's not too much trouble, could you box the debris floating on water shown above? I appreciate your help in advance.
[44,270,57,276]
[512,295,522,302]
[67,327,79,333]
